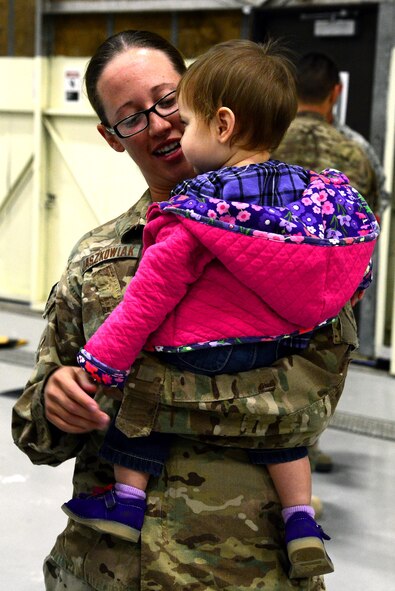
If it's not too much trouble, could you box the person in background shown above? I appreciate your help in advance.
[296,51,388,218]
[332,119,390,220]
[12,31,360,591]
[273,50,382,474]
[273,51,379,215]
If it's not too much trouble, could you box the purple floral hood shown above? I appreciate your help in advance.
[149,168,379,330]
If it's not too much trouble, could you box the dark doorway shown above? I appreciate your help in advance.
[252,3,379,141]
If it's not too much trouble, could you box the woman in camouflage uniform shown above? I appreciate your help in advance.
[12,30,358,591]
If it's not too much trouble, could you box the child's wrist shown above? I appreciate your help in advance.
[76,348,129,388]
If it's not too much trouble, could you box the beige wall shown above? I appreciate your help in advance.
[0,58,35,301]
[0,57,147,307]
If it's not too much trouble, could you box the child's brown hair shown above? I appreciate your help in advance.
[177,39,297,152]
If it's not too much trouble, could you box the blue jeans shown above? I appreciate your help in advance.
[101,428,172,477]
[159,339,297,375]
[100,341,308,475]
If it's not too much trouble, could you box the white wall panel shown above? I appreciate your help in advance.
[0,59,35,301]
[0,165,34,300]
[0,57,147,306]
[0,58,35,112]
[375,47,395,374]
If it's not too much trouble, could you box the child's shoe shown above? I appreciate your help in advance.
[62,486,146,542]
[285,511,334,579]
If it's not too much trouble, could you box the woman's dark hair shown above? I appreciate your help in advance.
[85,30,186,125]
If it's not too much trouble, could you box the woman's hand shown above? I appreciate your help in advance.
[44,366,110,434]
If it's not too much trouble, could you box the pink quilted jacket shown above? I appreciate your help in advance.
[81,171,378,378]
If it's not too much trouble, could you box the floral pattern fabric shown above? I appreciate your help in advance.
[162,168,379,247]
[77,166,379,387]
[162,168,378,294]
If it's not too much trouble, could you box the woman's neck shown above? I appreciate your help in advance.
[148,180,177,202]
[149,188,170,202]
[148,166,195,202]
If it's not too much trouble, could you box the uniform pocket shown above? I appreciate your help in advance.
[153,334,350,444]
[81,259,138,337]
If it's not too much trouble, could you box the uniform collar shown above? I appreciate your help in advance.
[296,111,326,123]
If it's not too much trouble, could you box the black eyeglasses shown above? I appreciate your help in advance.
[105,90,179,139]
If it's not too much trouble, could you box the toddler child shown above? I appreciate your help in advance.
[62,39,378,579]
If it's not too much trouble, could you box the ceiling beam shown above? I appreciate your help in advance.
[42,0,263,14]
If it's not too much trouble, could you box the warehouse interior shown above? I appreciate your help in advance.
[1,1,394,589]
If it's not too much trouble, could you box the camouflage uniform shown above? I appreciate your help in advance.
[273,112,378,211]
[12,189,358,591]
[334,119,389,216]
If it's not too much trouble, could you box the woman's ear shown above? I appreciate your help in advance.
[97,123,126,153]
[215,107,236,144]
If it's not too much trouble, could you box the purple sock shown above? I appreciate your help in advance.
[115,482,146,500]
[282,504,315,523]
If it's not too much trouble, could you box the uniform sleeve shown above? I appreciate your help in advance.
[11,266,87,466]
[82,218,214,374]
[343,146,372,196]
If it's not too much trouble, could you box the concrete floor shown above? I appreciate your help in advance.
[1,305,395,590]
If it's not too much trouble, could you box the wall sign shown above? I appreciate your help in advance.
[64,69,82,102]
[314,19,356,37]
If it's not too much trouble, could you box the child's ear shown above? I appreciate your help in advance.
[215,107,235,144]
